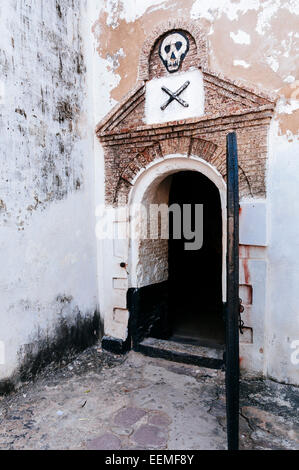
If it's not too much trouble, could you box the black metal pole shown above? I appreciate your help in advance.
[226,132,240,451]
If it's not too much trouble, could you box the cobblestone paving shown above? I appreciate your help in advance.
[0,346,298,450]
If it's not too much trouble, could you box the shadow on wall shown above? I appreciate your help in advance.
[0,310,103,395]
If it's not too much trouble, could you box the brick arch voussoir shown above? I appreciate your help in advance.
[113,138,230,204]
[114,143,162,203]
[189,138,226,178]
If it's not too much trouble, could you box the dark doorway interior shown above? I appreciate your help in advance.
[168,171,225,347]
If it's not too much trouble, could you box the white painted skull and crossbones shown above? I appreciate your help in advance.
[159,32,189,73]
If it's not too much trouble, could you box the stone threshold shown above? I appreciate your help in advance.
[136,337,225,370]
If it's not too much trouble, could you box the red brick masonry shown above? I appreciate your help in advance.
[96,20,276,206]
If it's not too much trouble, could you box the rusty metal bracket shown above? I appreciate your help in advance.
[239,298,245,334]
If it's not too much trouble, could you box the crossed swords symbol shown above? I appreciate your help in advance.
[160,80,190,111]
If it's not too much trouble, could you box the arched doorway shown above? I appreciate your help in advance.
[168,171,224,347]
[128,156,227,352]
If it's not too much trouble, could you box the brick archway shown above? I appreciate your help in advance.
[128,154,227,297]
[97,21,276,354]
[113,136,254,205]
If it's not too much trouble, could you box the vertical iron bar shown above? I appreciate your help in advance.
[226,132,240,451]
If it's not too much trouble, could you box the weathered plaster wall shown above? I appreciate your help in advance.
[267,121,299,384]
[93,1,298,119]
[0,0,98,385]
[93,1,299,384]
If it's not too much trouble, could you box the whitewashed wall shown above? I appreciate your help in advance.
[267,121,299,384]
[0,0,98,383]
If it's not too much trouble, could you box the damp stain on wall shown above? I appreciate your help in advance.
[0,308,102,395]
[18,309,102,383]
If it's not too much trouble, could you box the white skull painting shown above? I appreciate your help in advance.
[159,31,190,73]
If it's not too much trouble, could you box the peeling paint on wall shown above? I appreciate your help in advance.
[230,30,251,45]
[93,0,299,137]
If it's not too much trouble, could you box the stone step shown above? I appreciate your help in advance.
[136,337,225,370]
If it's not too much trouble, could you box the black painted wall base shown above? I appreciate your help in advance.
[102,335,131,355]
[102,282,169,356]
[0,379,16,396]
[128,281,170,349]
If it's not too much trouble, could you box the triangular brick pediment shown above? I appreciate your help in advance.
[97,83,146,135]
[96,69,276,137]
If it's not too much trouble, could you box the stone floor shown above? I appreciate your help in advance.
[0,345,298,450]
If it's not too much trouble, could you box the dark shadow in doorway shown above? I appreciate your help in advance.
[168,171,225,348]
